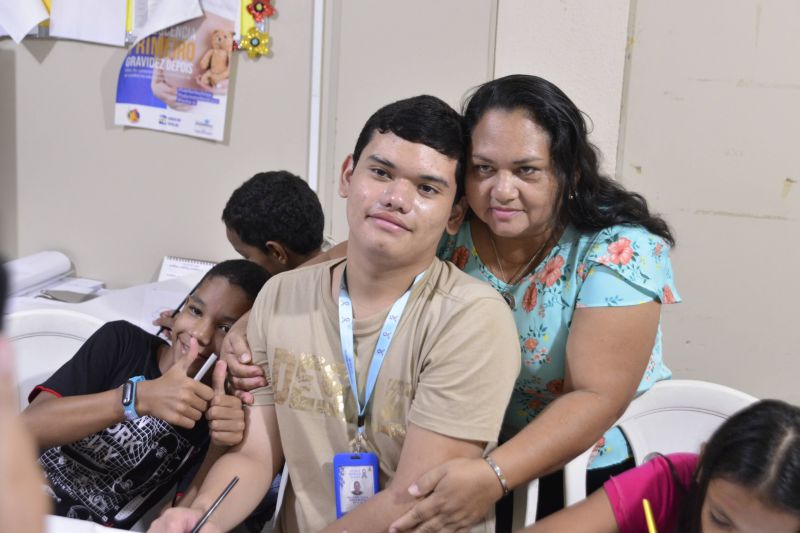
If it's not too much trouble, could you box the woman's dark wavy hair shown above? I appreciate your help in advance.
[462,74,675,246]
[676,399,800,532]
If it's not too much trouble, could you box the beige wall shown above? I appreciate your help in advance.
[0,1,314,287]
[617,0,800,403]
[494,0,631,176]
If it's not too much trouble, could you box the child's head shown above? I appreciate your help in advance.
[222,171,324,275]
[685,399,800,533]
[170,260,269,364]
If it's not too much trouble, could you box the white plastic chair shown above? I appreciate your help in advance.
[511,478,539,529]
[562,379,758,506]
[6,309,104,410]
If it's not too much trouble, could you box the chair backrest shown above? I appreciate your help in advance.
[563,379,757,506]
[6,309,105,409]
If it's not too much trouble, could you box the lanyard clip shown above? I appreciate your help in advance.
[354,423,366,454]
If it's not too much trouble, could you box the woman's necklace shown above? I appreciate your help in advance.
[488,232,547,310]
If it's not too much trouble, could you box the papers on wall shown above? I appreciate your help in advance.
[0,0,48,43]
[157,255,215,282]
[49,0,128,47]
[131,0,203,46]
[4,251,73,297]
[114,0,237,141]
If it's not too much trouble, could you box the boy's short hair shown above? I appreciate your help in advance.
[200,259,270,302]
[351,95,467,199]
[222,171,324,255]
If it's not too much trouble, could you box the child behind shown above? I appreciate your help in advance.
[529,399,800,533]
[21,260,269,529]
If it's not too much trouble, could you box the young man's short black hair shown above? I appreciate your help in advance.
[200,259,270,302]
[351,95,467,199]
[221,171,324,255]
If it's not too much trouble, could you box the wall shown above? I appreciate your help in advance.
[618,0,800,402]
[494,0,631,176]
[0,2,314,287]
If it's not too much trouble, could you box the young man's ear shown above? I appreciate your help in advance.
[338,154,355,199]
[445,196,469,236]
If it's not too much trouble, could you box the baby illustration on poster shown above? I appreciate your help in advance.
[115,0,237,141]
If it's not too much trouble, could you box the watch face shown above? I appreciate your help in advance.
[122,381,134,406]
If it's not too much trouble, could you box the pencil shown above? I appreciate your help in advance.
[190,476,239,533]
[642,498,658,533]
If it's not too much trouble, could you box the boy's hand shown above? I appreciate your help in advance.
[206,361,245,447]
[138,338,214,428]
[220,315,266,405]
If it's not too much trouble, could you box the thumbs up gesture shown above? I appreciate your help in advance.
[137,337,215,428]
[206,360,246,447]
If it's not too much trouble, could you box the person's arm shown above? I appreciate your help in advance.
[21,338,215,449]
[149,403,283,532]
[320,422,485,533]
[390,302,660,532]
[0,337,50,533]
[526,486,618,533]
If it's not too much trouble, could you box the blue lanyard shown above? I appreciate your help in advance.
[338,267,423,451]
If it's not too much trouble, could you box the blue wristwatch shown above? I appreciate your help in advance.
[122,376,145,421]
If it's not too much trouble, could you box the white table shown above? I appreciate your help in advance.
[8,273,204,333]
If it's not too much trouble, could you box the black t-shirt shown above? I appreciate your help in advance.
[32,321,209,529]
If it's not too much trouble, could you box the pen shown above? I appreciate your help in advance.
[642,498,658,533]
[193,354,218,381]
[190,476,239,533]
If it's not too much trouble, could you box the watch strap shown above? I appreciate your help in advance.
[122,375,145,421]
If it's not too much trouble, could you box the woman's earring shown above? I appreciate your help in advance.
[568,191,576,200]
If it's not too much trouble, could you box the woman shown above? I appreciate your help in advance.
[387,74,680,532]
[527,400,800,533]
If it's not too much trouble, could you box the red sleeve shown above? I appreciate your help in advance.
[603,453,698,533]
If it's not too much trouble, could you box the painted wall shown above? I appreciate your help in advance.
[618,0,800,402]
[0,2,314,287]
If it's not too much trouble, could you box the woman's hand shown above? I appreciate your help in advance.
[389,456,504,533]
[206,361,245,447]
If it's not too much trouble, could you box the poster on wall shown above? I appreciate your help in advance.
[114,0,237,141]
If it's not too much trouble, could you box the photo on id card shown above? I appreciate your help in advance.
[333,452,380,518]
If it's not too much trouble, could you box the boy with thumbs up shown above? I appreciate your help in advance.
[20,260,269,529]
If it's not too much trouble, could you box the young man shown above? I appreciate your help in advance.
[222,170,325,275]
[21,260,269,529]
[152,95,521,533]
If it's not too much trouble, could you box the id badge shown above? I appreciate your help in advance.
[333,452,380,518]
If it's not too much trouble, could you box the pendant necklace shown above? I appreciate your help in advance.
[488,232,547,310]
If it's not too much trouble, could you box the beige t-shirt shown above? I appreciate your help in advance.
[247,257,521,533]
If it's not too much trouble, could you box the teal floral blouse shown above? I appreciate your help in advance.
[437,222,681,468]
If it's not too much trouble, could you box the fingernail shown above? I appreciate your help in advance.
[408,484,420,496]
[239,354,248,363]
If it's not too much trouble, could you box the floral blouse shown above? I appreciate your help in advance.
[438,222,681,468]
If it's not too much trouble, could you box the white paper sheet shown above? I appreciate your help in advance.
[0,0,48,43]
[131,0,203,45]
[49,0,127,46]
